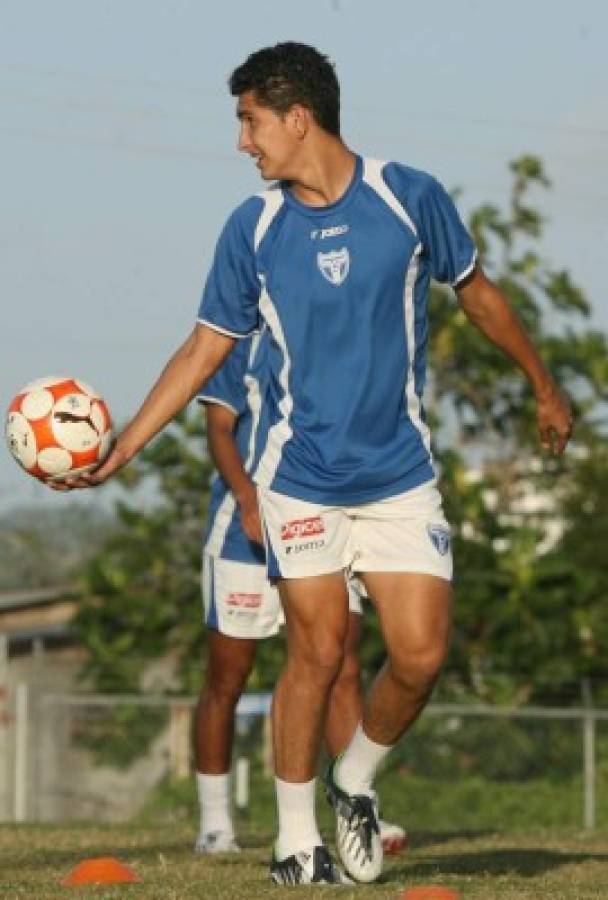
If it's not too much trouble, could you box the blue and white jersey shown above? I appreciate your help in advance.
[199,155,476,505]
[199,331,269,564]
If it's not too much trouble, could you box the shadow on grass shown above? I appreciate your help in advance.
[408,829,495,848]
[384,847,608,882]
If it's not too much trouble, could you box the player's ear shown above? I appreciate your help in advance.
[287,103,311,140]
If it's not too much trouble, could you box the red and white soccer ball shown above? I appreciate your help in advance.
[5,376,113,483]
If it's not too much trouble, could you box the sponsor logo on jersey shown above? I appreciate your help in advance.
[226,591,263,609]
[310,224,349,240]
[281,516,325,541]
[426,523,451,556]
[317,247,350,285]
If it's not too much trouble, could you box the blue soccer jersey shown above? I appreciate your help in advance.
[199,330,269,564]
[198,156,476,505]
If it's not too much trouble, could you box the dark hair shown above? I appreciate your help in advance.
[229,42,340,137]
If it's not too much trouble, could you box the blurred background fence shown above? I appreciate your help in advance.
[2,683,607,832]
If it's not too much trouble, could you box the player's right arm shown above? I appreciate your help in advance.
[205,403,263,545]
[51,323,235,490]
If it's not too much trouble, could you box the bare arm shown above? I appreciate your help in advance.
[456,267,573,454]
[55,323,236,489]
[205,403,263,545]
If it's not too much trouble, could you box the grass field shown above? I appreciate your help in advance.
[2,823,608,899]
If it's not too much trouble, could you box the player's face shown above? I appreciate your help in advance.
[236,91,299,180]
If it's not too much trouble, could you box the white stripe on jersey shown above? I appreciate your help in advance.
[402,251,433,459]
[254,184,283,251]
[253,279,294,488]
[206,187,283,557]
[205,332,263,556]
[364,159,433,464]
[452,249,478,287]
[362,158,419,239]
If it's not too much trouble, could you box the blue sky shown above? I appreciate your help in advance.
[1,0,607,510]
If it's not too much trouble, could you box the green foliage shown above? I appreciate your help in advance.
[0,504,113,590]
[387,715,584,782]
[74,408,211,695]
[69,409,212,764]
[432,155,607,455]
[73,704,169,769]
[426,156,608,705]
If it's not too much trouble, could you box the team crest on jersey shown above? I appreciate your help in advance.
[317,247,350,286]
[427,523,451,556]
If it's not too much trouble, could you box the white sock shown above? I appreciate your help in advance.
[275,777,322,860]
[335,722,393,795]
[196,771,234,837]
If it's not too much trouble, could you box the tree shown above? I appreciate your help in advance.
[0,504,113,590]
[73,409,214,695]
[430,156,607,463]
[430,156,608,703]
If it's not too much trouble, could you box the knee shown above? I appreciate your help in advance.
[204,662,251,706]
[291,634,345,685]
[390,641,448,693]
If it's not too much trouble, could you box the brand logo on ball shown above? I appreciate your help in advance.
[281,516,325,541]
[317,247,350,285]
[427,524,451,556]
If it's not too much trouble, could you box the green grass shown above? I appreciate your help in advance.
[1,822,608,899]
[3,766,607,898]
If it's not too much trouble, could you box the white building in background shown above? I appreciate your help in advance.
[463,457,566,554]
[0,586,182,824]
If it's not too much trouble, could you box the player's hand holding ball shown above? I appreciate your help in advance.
[6,376,113,489]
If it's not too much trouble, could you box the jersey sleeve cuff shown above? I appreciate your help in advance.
[197,317,256,340]
[196,395,239,415]
[452,250,477,288]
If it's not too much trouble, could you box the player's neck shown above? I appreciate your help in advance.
[287,140,357,209]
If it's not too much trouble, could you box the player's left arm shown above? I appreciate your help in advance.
[205,402,263,546]
[456,267,573,454]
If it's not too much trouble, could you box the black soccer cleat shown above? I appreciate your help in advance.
[270,844,352,885]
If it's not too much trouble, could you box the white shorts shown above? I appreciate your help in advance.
[202,553,363,639]
[258,480,452,582]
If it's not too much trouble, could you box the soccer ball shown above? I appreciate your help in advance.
[6,376,113,482]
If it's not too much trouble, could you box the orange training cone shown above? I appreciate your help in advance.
[61,856,140,886]
[401,888,461,900]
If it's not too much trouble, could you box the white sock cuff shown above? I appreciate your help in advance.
[336,722,393,795]
[196,771,230,801]
[275,775,316,803]
[196,771,233,836]
[275,776,322,860]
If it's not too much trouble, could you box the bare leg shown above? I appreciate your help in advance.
[361,572,452,746]
[324,608,408,854]
[195,629,257,772]
[273,572,349,780]
[327,573,450,880]
[324,611,362,758]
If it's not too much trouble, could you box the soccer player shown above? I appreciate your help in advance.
[194,327,406,855]
[55,42,573,886]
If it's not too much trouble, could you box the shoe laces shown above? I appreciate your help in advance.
[344,794,379,857]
